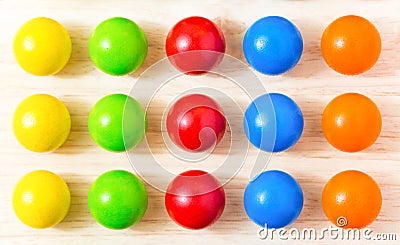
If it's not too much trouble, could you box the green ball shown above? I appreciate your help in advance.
[88,94,147,152]
[88,17,148,75]
[88,170,148,229]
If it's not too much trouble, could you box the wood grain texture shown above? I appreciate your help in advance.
[0,0,399,244]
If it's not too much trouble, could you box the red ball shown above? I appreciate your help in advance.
[166,94,226,152]
[165,170,225,229]
[165,16,226,75]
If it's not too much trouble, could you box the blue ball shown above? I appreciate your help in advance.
[243,16,303,75]
[244,93,303,152]
[244,170,304,228]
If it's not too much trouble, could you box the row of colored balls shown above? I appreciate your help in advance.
[13,15,381,77]
[13,168,382,230]
[13,91,381,154]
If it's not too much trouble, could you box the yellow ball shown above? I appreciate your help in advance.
[13,94,71,152]
[14,17,72,76]
[12,170,71,229]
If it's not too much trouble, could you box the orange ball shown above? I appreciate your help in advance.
[322,93,381,152]
[322,170,382,229]
[321,15,381,75]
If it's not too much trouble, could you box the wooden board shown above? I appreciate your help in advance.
[0,0,399,244]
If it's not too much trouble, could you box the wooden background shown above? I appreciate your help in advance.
[0,0,399,244]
